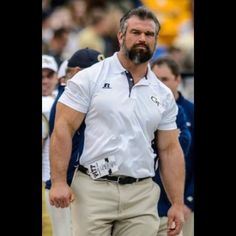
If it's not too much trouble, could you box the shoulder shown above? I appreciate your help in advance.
[148,70,175,104]
[177,104,185,115]
[70,56,113,85]
[178,92,194,107]
[176,105,187,122]
[42,96,55,115]
[149,71,171,93]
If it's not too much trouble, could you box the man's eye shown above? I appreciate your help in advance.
[146,32,154,37]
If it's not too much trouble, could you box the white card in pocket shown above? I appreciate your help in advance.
[87,156,118,179]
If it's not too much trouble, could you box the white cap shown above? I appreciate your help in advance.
[42,55,58,72]
[58,60,68,79]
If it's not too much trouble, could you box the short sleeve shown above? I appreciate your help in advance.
[58,70,91,113]
[158,93,178,130]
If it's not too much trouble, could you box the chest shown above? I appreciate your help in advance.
[89,75,165,131]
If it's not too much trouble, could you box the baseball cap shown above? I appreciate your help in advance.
[42,55,58,72]
[67,48,105,68]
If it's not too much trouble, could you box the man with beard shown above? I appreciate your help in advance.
[49,6,185,236]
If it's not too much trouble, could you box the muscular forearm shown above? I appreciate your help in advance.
[159,143,185,206]
[50,124,73,185]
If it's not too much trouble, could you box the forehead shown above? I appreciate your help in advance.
[42,68,55,74]
[66,67,78,73]
[153,64,173,76]
[126,16,156,32]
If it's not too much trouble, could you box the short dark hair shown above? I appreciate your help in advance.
[119,6,161,36]
[151,57,180,77]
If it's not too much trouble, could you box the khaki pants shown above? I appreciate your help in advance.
[157,217,183,236]
[71,170,160,236]
[45,189,73,236]
[183,212,194,236]
[42,184,52,236]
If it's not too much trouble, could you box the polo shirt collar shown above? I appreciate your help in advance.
[112,52,152,84]
[112,52,127,74]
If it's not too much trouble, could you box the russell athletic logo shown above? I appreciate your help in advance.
[102,83,111,89]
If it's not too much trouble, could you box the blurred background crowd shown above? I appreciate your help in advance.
[42,0,194,101]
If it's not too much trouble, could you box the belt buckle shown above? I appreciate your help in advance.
[117,176,127,184]
[116,176,121,183]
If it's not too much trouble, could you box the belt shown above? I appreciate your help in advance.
[78,165,150,185]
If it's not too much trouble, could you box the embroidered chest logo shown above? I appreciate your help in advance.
[151,96,160,106]
[102,83,112,89]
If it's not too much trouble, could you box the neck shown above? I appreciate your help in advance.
[117,51,149,83]
[173,90,179,100]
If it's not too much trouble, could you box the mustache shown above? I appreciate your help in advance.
[133,43,149,50]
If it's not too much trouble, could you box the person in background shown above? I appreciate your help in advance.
[42,54,58,185]
[151,59,191,236]
[42,54,58,236]
[45,27,70,66]
[48,59,68,136]
[152,56,194,236]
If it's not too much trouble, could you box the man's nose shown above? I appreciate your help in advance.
[138,33,147,42]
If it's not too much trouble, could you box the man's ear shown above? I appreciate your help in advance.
[176,75,182,84]
[75,67,81,73]
[117,31,123,44]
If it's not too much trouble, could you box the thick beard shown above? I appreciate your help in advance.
[123,41,154,64]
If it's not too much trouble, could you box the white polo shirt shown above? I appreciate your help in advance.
[59,53,178,178]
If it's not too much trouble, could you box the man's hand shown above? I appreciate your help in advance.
[49,182,75,208]
[183,204,192,221]
[167,204,185,236]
